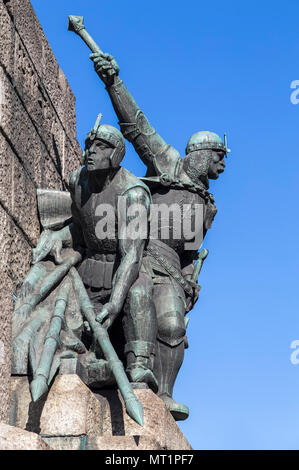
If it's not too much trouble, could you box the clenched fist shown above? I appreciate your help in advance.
[90,52,119,86]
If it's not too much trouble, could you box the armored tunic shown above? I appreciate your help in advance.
[142,183,216,305]
[107,77,217,298]
[69,165,151,290]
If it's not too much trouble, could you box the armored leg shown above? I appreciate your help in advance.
[123,272,158,392]
[153,283,189,421]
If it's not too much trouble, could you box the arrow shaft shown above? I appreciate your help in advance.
[35,294,68,379]
[70,267,144,426]
[30,280,71,401]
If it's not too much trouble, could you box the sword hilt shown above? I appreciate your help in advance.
[191,248,209,284]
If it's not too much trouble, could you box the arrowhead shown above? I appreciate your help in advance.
[30,376,48,402]
[125,397,144,427]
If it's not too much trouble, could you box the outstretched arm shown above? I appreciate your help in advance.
[90,53,180,178]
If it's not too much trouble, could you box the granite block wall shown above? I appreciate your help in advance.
[0,0,81,422]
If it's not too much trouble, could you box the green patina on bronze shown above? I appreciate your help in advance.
[13,251,82,331]
[77,18,230,420]
[70,268,144,426]
[10,15,230,427]
[30,279,71,402]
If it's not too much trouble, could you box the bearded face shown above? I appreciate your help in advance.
[183,149,226,186]
[207,151,226,180]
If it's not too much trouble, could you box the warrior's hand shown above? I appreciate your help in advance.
[17,281,34,301]
[32,230,63,265]
[90,52,119,86]
[95,302,118,329]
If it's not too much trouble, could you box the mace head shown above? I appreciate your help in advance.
[68,15,85,33]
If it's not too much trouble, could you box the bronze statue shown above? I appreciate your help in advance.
[11,15,230,426]
[88,49,230,421]
[12,114,159,426]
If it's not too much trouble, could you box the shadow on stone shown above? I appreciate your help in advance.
[25,394,48,434]
[52,134,62,178]
[97,389,125,436]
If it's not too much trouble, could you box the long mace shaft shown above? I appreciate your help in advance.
[68,15,102,54]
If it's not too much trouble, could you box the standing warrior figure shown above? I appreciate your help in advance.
[90,52,230,421]
[32,116,158,392]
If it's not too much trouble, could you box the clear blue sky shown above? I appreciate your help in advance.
[31,0,299,450]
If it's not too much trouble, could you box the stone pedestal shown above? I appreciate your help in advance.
[8,373,192,450]
[0,423,50,450]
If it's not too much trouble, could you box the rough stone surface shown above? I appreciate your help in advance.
[86,436,164,450]
[0,1,15,78]
[40,375,103,437]
[0,132,40,245]
[0,0,81,424]
[0,273,13,423]
[10,376,47,433]
[0,205,32,286]
[0,422,50,450]
[10,375,192,450]
[96,388,192,450]
[42,436,85,451]
[59,357,88,383]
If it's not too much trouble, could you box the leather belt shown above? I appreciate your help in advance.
[146,245,193,296]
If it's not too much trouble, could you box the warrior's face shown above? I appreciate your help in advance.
[84,137,114,172]
[183,149,226,187]
[208,151,226,180]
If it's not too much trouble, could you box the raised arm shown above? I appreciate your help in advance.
[90,53,180,178]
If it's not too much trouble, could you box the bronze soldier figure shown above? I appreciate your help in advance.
[90,52,229,421]
[31,115,158,392]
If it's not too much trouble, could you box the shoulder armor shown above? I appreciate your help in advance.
[69,167,82,194]
[117,168,152,202]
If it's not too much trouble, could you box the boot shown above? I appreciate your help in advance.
[158,393,189,421]
[125,340,158,393]
[154,339,189,421]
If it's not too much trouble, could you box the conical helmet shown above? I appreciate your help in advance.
[185,131,230,157]
[84,114,126,168]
